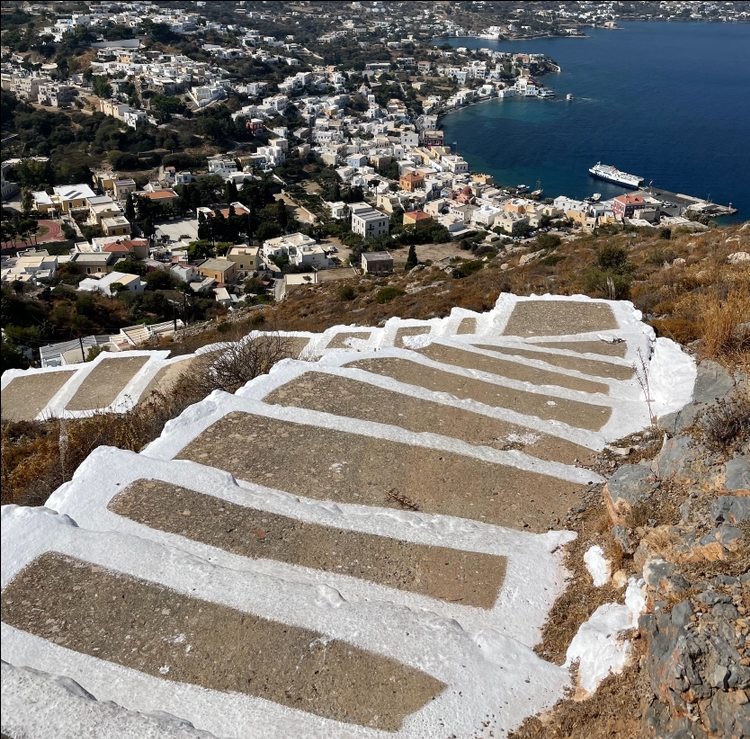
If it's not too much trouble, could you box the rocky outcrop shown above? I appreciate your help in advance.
[598,361,749,739]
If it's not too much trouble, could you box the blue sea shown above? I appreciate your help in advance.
[436,23,750,222]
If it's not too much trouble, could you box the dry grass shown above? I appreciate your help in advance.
[695,285,750,359]
[0,332,297,507]
[533,498,626,667]
[508,640,649,739]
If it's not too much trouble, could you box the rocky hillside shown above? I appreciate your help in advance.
[509,360,749,739]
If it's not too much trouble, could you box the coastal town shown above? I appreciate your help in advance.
[1,4,749,739]
[3,0,744,368]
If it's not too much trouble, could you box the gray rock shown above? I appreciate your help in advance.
[698,525,743,547]
[644,559,690,596]
[608,463,654,507]
[724,456,750,491]
[664,719,707,739]
[713,574,739,586]
[708,664,729,689]
[702,688,750,738]
[671,600,694,628]
[715,525,744,547]
[728,664,750,690]
[710,495,750,524]
[696,589,731,606]
[693,360,735,404]
[653,435,696,479]
[712,603,739,620]
[659,401,703,435]
[612,524,636,554]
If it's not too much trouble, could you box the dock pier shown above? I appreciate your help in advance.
[640,186,737,218]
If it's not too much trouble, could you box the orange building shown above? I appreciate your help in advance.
[399,170,424,192]
[403,210,432,228]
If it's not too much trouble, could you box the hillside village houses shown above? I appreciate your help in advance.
[1,2,699,321]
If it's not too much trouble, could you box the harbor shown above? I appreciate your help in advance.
[640,186,738,219]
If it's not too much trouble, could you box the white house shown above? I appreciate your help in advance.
[350,203,389,239]
[261,232,318,262]
[78,271,144,296]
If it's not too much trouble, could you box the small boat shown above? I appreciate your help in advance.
[530,189,543,198]
[591,192,601,202]
[566,93,573,101]
[516,184,529,193]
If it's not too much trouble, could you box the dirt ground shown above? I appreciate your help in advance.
[503,302,618,337]
[65,356,150,411]
[264,370,597,466]
[474,345,634,381]
[346,357,613,431]
[415,343,611,395]
[392,242,468,266]
[317,267,358,283]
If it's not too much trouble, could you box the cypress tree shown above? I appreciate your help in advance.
[405,243,418,271]
[125,192,136,222]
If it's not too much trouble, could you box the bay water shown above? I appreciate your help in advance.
[437,22,750,221]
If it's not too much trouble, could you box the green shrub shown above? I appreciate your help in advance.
[337,285,356,301]
[534,233,561,251]
[595,245,629,272]
[540,254,566,267]
[645,247,675,265]
[452,260,485,279]
[375,286,405,304]
[582,269,632,300]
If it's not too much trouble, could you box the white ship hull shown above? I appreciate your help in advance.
[589,163,644,189]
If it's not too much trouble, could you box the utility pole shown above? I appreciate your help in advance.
[79,336,85,363]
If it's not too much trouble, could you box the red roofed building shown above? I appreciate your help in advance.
[613,193,646,220]
[399,170,424,193]
[102,239,149,260]
[137,188,179,204]
[403,210,432,228]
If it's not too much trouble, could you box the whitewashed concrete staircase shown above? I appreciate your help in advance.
[1,294,696,739]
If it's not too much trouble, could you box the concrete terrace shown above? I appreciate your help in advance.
[1,294,696,739]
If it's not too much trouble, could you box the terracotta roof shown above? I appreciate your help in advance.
[404,210,431,221]
[139,189,178,200]
[102,239,148,252]
[614,194,644,205]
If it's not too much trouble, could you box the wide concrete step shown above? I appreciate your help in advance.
[261,366,599,466]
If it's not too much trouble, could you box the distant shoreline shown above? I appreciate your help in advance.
[434,34,588,44]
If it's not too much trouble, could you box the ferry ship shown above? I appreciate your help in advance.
[589,162,644,189]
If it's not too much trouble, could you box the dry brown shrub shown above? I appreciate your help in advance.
[650,317,700,345]
[0,331,295,507]
[695,284,750,359]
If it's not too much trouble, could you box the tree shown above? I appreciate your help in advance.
[141,217,155,238]
[276,199,289,230]
[225,180,239,204]
[125,192,136,222]
[191,333,294,395]
[596,245,629,273]
[405,243,418,271]
[21,189,34,214]
[92,75,113,99]
[144,269,177,291]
